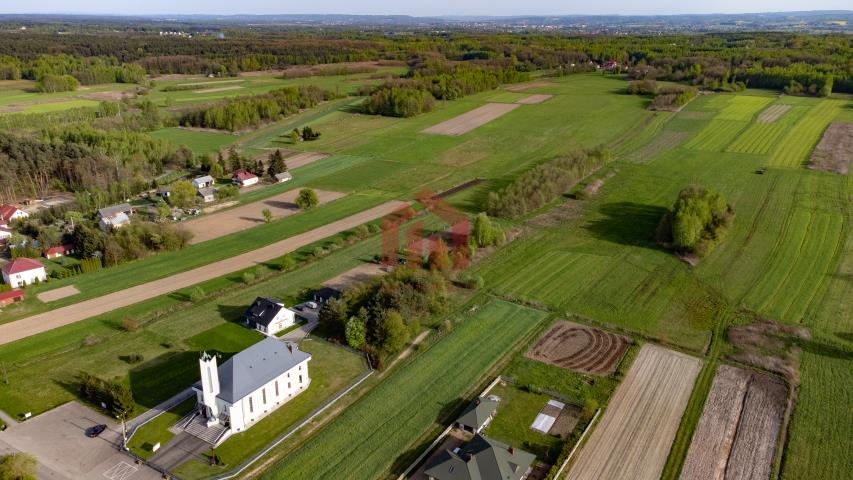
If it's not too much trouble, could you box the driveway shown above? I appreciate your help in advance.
[0,402,162,480]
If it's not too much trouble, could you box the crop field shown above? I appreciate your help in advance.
[421,103,521,136]
[683,119,748,151]
[767,99,843,167]
[726,105,808,155]
[679,365,788,480]
[525,320,630,376]
[756,104,792,123]
[148,127,239,154]
[565,345,702,480]
[259,300,547,480]
[713,95,773,121]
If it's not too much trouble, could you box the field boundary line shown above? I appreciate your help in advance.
[554,408,601,479]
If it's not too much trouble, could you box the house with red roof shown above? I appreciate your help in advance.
[0,289,25,308]
[232,170,259,188]
[0,204,29,223]
[44,244,75,260]
[2,258,47,288]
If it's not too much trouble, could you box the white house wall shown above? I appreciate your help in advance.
[3,268,46,288]
[265,308,297,336]
[230,358,311,432]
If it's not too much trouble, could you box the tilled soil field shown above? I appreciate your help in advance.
[808,122,853,174]
[756,104,792,123]
[566,345,702,480]
[525,320,630,376]
[681,365,788,480]
[422,103,520,136]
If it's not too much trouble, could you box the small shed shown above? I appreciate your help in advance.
[197,187,216,203]
[455,397,499,434]
[274,172,293,183]
[0,289,24,308]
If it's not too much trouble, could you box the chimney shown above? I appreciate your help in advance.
[287,343,293,353]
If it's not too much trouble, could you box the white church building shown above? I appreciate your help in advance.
[191,337,311,443]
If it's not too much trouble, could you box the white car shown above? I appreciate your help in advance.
[305,301,318,309]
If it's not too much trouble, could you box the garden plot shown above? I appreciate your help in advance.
[526,320,630,376]
[36,285,80,303]
[285,151,330,169]
[516,94,553,104]
[565,345,701,480]
[680,365,788,480]
[505,80,553,92]
[422,103,520,136]
[530,399,580,436]
[182,188,345,244]
[807,122,853,174]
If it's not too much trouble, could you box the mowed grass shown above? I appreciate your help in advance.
[175,338,369,479]
[714,94,773,121]
[148,127,239,155]
[0,216,397,416]
[726,105,808,155]
[128,396,197,458]
[683,119,748,151]
[767,99,844,167]
[259,300,547,480]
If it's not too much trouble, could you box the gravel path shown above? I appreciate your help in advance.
[0,201,408,346]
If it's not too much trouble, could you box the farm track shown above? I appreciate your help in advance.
[0,200,408,346]
[566,345,702,480]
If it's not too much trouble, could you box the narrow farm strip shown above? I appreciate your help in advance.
[768,99,843,167]
[0,200,407,345]
[259,300,547,480]
[421,103,520,136]
[566,344,702,480]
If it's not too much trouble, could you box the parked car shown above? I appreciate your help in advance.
[305,301,318,309]
[86,424,107,437]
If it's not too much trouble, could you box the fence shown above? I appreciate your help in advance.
[552,408,601,479]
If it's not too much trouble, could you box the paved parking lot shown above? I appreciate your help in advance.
[0,402,162,480]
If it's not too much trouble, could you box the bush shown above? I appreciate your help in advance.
[296,188,319,209]
[626,79,658,95]
[241,271,255,284]
[279,254,296,271]
[189,286,205,303]
[121,316,139,332]
[36,74,79,93]
[77,371,135,416]
[658,184,734,257]
[123,353,144,364]
[0,452,37,480]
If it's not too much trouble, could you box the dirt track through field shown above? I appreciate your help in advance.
[422,103,520,136]
[516,94,553,104]
[566,344,702,480]
[183,189,345,244]
[505,80,552,92]
[680,365,788,480]
[194,86,244,94]
[0,200,407,346]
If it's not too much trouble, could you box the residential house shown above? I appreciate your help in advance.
[313,286,342,304]
[193,175,216,189]
[424,434,535,480]
[155,187,172,199]
[232,170,259,188]
[2,258,47,288]
[98,204,134,231]
[0,289,24,308]
[243,297,297,336]
[455,397,499,434]
[44,244,75,260]
[274,172,292,183]
[0,204,29,222]
[197,187,217,203]
[193,338,311,442]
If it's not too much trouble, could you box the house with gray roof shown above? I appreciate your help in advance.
[455,397,499,434]
[424,434,535,480]
[192,175,215,189]
[193,337,311,440]
[97,203,134,231]
[244,297,297,336]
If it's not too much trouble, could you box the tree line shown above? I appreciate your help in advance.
[487,148,612,218]
[179,85,335,131]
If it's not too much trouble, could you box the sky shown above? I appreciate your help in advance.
[2,1,852,17]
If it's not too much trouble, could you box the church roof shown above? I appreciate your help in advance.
[216,337,310,403]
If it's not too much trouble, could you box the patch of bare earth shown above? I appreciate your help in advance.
[36,285,80,303]
[727,319,809,384]
[284,151,329,169]
[526,320,631,376]
[756,104,792,123]
[505,80,553,92]
[80,90,133,101]
[194,86,244,94]
[322,262,385,290]
[516,94,553,104]
[422,103,520,136]
[680,365,788,480]
[566,345,702,480]
[182,189,345,244]
[808,122,853,174]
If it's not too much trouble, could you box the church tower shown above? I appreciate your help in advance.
[199,351,220,424]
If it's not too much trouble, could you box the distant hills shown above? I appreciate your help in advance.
[0,11,851,33]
